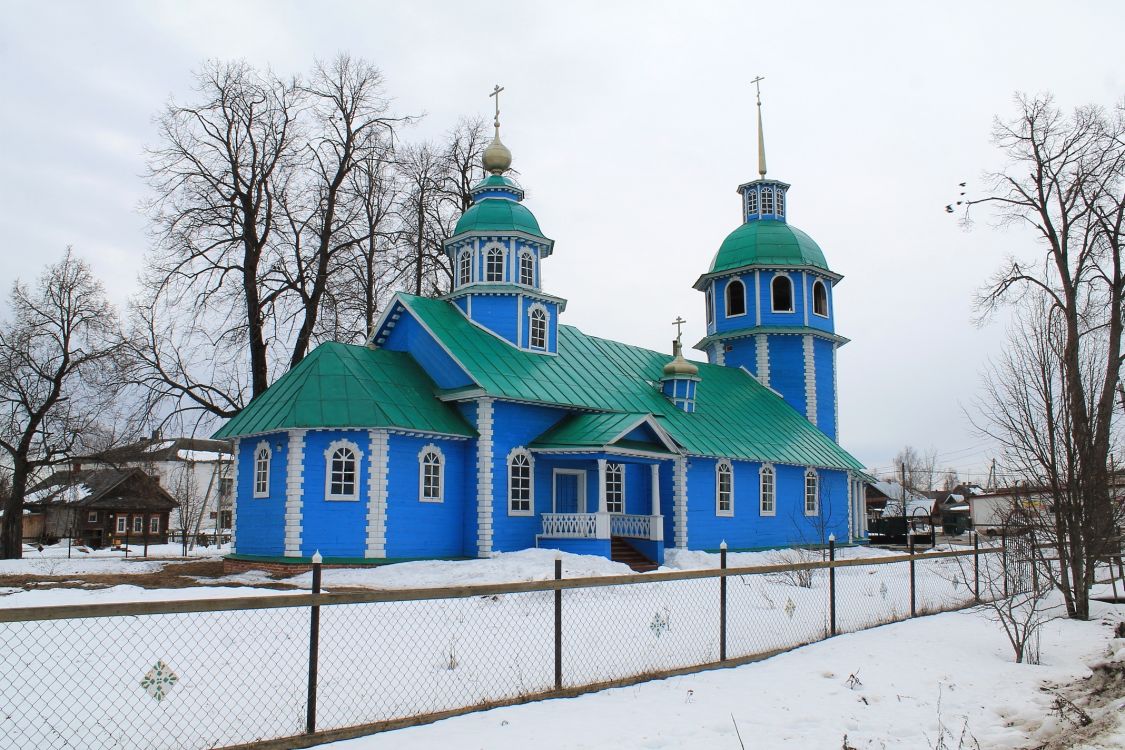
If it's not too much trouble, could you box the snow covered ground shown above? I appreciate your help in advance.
[324,595,1125,750]
[0,540,228,577]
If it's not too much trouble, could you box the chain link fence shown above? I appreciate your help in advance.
[0,545,1004,750]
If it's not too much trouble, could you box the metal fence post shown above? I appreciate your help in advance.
[973,531,980,603]
[306,551,322,734]
[554,553,562,690]
[908,532,916,618]
[719,541,728,661]
[828,534,836,636]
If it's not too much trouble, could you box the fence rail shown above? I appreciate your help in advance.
[0,545,1005,750]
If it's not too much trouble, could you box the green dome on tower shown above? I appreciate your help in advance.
[708,220,829,274]
[452,197,546,239]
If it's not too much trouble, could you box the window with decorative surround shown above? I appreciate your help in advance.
[726,278,746,317]
[813,280,829,317]
[606,462,624,514]
[805,469,819,516]
[150,516,160,533]
[133,516,143,533]
[776,188,785,217]
[116,516,127,533]
[419,446,444,503]
[485,247,504,282]
[253,443,271,498]
[746,188,759,217]
[529,304,548,350]
[771,274,793,312]
[325,440,361,501]
[458,250,472,286]
[706,286,714,324]
[508,450,533,515]
[761,186,775,214]
[716,460,734,516]
[519,251,534,286]
[760,464,776,516]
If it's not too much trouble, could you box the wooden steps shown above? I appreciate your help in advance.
[611,536,658,572]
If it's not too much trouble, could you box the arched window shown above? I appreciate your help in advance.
[326,441,360,500]
[761,186,775,215]
[771,274,793,312]
[705,286,714,324]
[485,247,504,282]
[458,250,472,286]
[253,443,271,498]
[529,305,548,350]
[508,449,533,515]
[805,469,819,516]
[419,446,444,503]
[746,188,759,217]
[519,251,535,286]
[813,280,829,317]
[606,462,624,514]
[716,460,733,516]
[725,278,746,317]
[776,189,785,217]
[760,464,776,516]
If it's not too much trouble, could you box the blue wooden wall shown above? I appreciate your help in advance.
[381,311,474,389]
[299,429,369,558]
[234,432,287,556]
[385,434,471,558]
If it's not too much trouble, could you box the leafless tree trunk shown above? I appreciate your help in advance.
[0,250,129,559]
[969,94,1125,620]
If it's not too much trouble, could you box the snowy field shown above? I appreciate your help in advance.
[0,540,228,577]
[0,545,1002,750]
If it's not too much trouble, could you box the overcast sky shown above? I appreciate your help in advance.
[1,1,1122,481]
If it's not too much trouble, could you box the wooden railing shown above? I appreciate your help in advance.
[540,513,599,538]
[610,513,662,540]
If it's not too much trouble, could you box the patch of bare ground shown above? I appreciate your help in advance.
[1026,617,1125,749]
[0,559,305,592]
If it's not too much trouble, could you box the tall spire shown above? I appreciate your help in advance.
[483,83,512,175]
[752,76,767,179]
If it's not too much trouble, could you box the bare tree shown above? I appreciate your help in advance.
[892,445,938,492]
[0,250,129,558]
[968,94,1125,620]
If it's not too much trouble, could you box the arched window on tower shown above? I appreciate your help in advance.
[813,280,829,317]
[485,247,504,282]
[771,275,793,313]
[528,304,548,350]
[519,251,534,286]
[725,278,746,317]
[761,186,775,215]
[705,286,714,324]
[458,250,472,286]
[776,189,785,218]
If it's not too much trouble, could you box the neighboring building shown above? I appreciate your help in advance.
[215,96,870,569]
[25,468,178,548]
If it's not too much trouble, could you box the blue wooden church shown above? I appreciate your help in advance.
[215,92,868,568]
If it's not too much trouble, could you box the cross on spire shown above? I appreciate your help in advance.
[751,75,767,179]
[489,84,504,135]
[673,316,687,343]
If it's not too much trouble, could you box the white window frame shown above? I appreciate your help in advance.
[776,188,785,217]
[805,469,819,516]
[150,516,160,533]
[760,464,776,516]
[761,186,775,214]
[528,303,548,351]
[771,274,794,313]
[716,460,734,517]
[725,277,747,318]
[253,441,271,498]
[812,279,829,318]
[133,516,143,533]
[116,516,127,533]
[87,511,98,523]
[705,286,714,324]
[324,439,362,501]
[519,250,535,287]
[418,444,445,503]
[485,246,504,282]
[606,462,625,514]
[746,188,759,217]
[507,448,534,516]
[458,249,472,286]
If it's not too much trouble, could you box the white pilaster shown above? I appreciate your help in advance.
[754,270,761,326]
[673,456,688,549]
[283,430,307,558]
[714,342,725,366]
[650,463,660,516]
[846,471,854,543]
[804,334,817,425]
[229,438,240,553]
[476,398,495,557]
[597,458,608,513]
[755,334,770,387]
[832,343,840,441]
[802,272,809,327]
[365,429,389,558]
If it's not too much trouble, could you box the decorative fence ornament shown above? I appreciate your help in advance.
[140,661,179,702]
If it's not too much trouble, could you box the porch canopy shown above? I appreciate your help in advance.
[531,412,678,542]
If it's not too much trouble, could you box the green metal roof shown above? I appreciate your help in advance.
[708,220,829,274]
[452,197,546,239]
[212,342,475,440]
[396,294,864,470]
[694,325,850,352]
[532,412,658,448]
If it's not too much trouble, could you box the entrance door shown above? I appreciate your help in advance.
[555,473,579,514]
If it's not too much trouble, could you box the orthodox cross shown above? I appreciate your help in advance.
[750,75,765,106]
[673,316,687,344]
[489,84,504,132]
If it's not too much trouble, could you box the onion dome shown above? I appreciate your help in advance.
[663,339,700,377]
[482,135,512,175]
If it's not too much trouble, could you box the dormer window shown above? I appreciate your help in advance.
[771,275,793,312]
[725,278,746,317]
[746,188,759,217]
[458,250,472,286]
[813,280,828,317]
[529,304,548,350]
[485,247,504,282]
[519,251,534,286]
[761,186,775,215]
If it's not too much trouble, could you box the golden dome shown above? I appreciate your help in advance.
[482,135,512,175]
[663,339,700,378]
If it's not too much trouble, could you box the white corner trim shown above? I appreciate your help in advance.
[283,430,306,558]
[230,438,240,552]
[755,334,770,387]
[673,456,688,548]
[417,443,445,503]
[365,430,389,558]
[476,398,495,556]
[804,334,818,425]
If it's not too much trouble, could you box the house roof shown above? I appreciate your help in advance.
[530,412,679,454]
[212,342,475,440]
[27,468,179,511]
[391,294,865,470]
[89,436,233,465]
